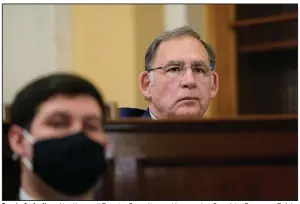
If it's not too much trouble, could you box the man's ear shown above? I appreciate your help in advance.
[139,71,152,100]
[8,125,26,157]
[210,71,219,99]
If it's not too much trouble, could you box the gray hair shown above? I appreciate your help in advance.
[145,26,216,72]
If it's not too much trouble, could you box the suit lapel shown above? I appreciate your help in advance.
[141,108,151,118]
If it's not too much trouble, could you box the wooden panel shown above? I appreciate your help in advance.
[105,102,119,119]
[2,116,298,200]
[236,20,297,46]
[232,12,298,27]
[205,5,237,117]
[138,163,296,200]
[236,4,298,20]
[103,116,298,200]
[207,4,298,117]
[237,44,298,115]
[239,40,297,54]
[234,4,298,115]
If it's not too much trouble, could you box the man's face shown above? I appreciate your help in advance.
[146,35,218,118]
[11,94,107,160]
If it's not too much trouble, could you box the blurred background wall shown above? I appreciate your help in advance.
[3,5,73,103]
[3,4,297,118]
[3,4,215,115]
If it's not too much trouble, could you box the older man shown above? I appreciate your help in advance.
[119,26,219,119]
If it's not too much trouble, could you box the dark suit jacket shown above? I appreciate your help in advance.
[118,107,151,118]
[3,160,20,200]
[3,123,20,200]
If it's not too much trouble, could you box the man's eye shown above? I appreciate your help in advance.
[49,120,68,128]
[166,66,181,72]
[194,67,206,73]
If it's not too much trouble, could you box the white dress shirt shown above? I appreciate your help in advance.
[19,188,36,200]
[149,111,158,120]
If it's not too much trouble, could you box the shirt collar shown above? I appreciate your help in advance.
[149,111,158,120]
[19,188,36,200]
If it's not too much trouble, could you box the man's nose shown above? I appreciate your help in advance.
[180,68,197,88]
[71,121,108,146]
[70,121,84,133]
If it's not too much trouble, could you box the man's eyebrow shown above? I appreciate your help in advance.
[47,111,70,117]
[166,60,185,66]
[191,60,207,65]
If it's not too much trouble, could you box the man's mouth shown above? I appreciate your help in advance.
[177,97,199,102]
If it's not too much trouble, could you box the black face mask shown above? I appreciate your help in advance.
[22,131,107,196]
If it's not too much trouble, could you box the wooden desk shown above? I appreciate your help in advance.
[103,115,298,201]
[2,115,298,200]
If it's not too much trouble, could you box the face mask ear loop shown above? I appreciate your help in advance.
[12,152,19,161]
[22,157,33,170]
[11,129,34,161]
[22,129,35,144]
[20,129,34,170]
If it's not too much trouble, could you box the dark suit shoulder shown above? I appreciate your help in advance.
[118,107,151,118]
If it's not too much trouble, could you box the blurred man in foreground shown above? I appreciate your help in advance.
[8,73,107,200]
[119,26,219,119]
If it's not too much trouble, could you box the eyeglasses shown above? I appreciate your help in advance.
[148,62,212,81]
